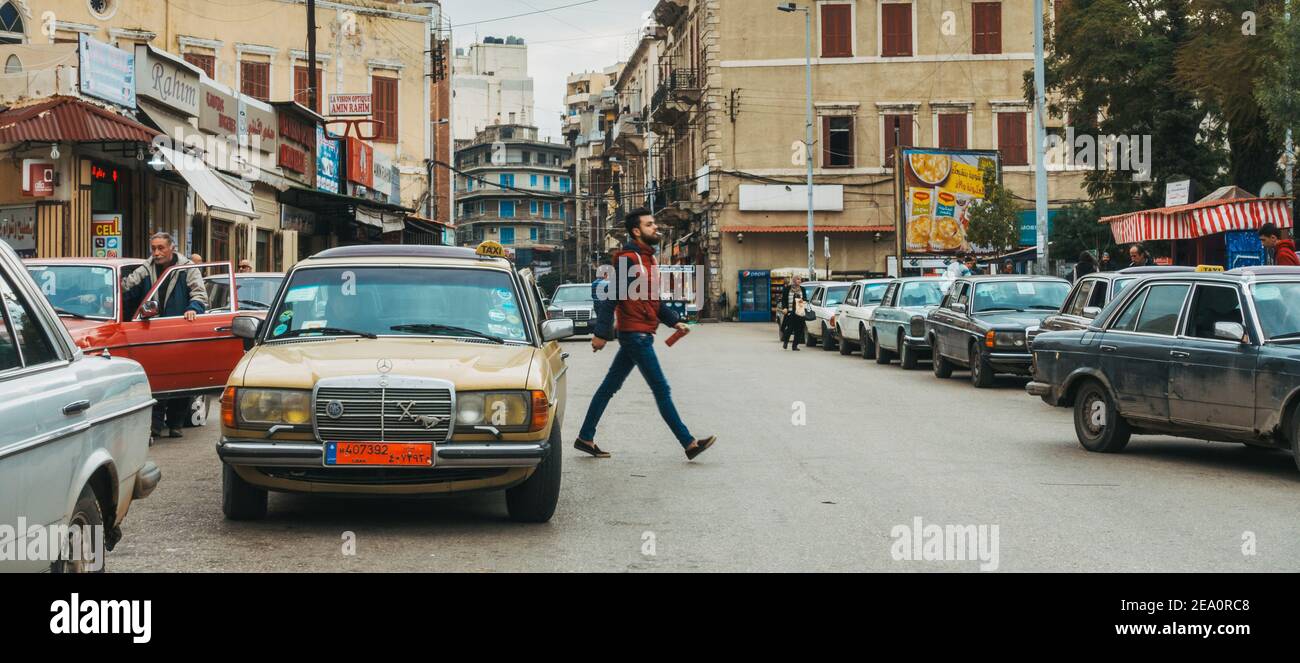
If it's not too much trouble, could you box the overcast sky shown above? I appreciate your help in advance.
[439,0,657,142]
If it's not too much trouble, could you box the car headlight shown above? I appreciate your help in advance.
[456,391,530,428]
[236,389,312,426]
[993,331,1028,350]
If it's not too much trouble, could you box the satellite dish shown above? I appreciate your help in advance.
[1260,181,1285,198]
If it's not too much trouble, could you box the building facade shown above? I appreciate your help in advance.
[452,37,533,142]
[455,124,572,277]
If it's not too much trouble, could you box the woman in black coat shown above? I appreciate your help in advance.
[779,278,808,351]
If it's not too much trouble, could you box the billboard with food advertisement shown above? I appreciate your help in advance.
[895,148,1001,257]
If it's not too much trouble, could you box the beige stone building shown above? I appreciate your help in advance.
[627,0,1085,319]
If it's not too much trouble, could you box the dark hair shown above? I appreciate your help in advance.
[1078,251,1095,264]
[1259,223,1282,239]
[1130,243,1148,257]
[624,208,652,236]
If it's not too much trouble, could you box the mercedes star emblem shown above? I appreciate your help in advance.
[377,359,393,374]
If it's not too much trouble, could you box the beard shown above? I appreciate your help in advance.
[639,232,661,246]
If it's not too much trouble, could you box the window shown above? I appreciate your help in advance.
[0,1,24,44]
[543,176,552,190]
[1066,281,1094,317]
[998,112,1028,166]
[521,151,531,164]
[240,60,270,101]
[530,175,538,187]
[184,52,215,78]
[972,3,1003,55]
[938,113,967,150]
[1087,281,1109,309]
[1184,285,1244,340]
[372,75,399,143]
[883,114,914,168]
[467,178,474,192]
[881,3,912,57]
[4,54,19,73]
[543,203,553,219]
[501,227,516,244]
[823,116,854,168]
[1,272,59,369]
[1133,284,1190,336]
[820,3,853,58]
[561,177,571,193]
[530,227,538,241]
[499,174,515,188]
[530,200,538,215]
[294,65,323,112]
[499,201,515,218]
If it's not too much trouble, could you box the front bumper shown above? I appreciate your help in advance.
[903,334,930,349]
[217,438,548,469]
[132,461,161,500]
[1026,381,1056,401]
[986,352,1034,375]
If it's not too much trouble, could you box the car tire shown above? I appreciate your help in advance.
[821,323,835,351]
[51,484,105,573]
[875,331,895,365]
[222,463,268,521]
[838,326,854,355]
[1291,413,1300,474]
[860,324,877,360]
[931,336,954,378]
[898,332,919,370]
[507,424,563,523]
[970,342,995,389]
[1073,380,1131,453]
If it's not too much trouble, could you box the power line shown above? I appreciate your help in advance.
[450,0,605,28]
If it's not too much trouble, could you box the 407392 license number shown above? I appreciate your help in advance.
[326,442,434,467]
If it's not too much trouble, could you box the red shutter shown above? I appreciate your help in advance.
[938,114,967,150]
[820,4,853,58]
[882,4,912,57]
[240,61,269,101]
[973,3,1002,55]
[183,53,214,78]
[372,76,399,143]
[294,66,323,112]
[884,114,913,168]
[998,112,1028,165]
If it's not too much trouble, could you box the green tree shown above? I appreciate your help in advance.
[1048,200,1139,263]
[1256,1,1300,217]
[966,172,1023,255]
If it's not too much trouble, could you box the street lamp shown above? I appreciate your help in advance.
[778,2,817,281]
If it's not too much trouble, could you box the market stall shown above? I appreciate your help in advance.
[1100,190,1293,269]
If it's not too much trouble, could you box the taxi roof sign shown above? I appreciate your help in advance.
[476,241,508,259]
[1196,265,1225,273]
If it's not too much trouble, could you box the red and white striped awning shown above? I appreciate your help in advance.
[1100,197,1293,244]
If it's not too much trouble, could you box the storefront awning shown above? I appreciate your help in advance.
[356,206,405,233]
[721,225,895,233]
[0,95,159,143]
[1100,197,1293,245]
[155,146,256,217]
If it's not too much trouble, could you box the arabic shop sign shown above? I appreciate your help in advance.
[79,35,135,108]
[198,79,277,156]
[135,45,201,116]
[316,125,341,194]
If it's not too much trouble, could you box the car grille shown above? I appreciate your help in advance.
[315,386,454,444]
[1026,326,1042,349]
[562,310,592,322]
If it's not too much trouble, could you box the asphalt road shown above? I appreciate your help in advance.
[112,323,1300,572]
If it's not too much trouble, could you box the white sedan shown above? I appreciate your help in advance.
[832,279,894,356]
[805,282,852,351]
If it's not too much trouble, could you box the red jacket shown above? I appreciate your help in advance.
[1274,239,1300,266]
[593,240,681,338]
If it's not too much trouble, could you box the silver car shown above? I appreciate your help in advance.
[547,283,597,336]
[0,242,158,572]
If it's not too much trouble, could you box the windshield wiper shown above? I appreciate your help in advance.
[391,323,505,344]
[278,327,378,340]
[52,307,90,320]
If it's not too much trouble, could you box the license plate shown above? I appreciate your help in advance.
[325,442,435,467]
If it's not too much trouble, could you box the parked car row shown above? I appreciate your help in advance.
[794,265,1300,474]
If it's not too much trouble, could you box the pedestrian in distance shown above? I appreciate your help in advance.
[573,209,717,461]
[779,276,807,351]
[123,232,209,439]
[1098,251,1114,272]
[1127,244,1152,269]
[1258,223,1299,266]
[1072,251,1097,282]
[238,259,254,273]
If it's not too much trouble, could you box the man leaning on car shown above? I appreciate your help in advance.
[122,231,209,438]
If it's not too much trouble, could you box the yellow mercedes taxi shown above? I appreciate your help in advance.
[217,242,574,522]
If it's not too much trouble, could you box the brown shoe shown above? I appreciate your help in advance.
[574,439,611,458]
[685,436,717,461]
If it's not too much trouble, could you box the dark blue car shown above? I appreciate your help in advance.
[1028,267,1300,472]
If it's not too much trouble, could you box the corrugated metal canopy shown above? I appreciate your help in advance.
[0,96,159,144]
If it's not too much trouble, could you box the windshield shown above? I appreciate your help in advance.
[899,281,946,307]
[551,286,592,305]
[207,276,284,311]
[972,280,1070,313]
[266,267,531,343]
[1251,283,1300,340]
[861,283,890,305]
[25,265,118,320]
[824,287,850,307]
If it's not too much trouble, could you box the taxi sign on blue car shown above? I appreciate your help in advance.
[477,241,508,259]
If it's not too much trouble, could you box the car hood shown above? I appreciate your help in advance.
[897,305,939,317]
[59,318,116,349]
[238,339,539,391]
[972,311,1053,328]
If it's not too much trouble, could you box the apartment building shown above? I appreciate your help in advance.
[631,0,1084,319]
[452,37,534,142]
[455,124,573,276]
[562,63,623,280]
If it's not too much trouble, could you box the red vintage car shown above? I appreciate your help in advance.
[23,258,275,397]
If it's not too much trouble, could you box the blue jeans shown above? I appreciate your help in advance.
[579,332,694,448]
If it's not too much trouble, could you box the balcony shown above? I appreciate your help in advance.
[650,65,702,128]
[610,113,645,154]
[653,0,688,28]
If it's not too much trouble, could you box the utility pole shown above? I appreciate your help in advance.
[1287,1,1295,219]
[778,4,816,281]
[307,0,318,112]
[1032,0,1049,275]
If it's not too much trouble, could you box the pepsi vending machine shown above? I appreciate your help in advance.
[738,270,772,322]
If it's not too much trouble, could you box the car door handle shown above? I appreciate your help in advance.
[1170,351,1190,359]
[1100,345,1118,353]
[62,400,91,416]
[214,326,232,333]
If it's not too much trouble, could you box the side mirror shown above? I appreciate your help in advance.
[139,300,159,320]
[541,318,575,343]
[233,315,262,351]
[952,303,967,314]
[1213,321,1247,344]
[542,298,551,308]
[1082,306,1103,319]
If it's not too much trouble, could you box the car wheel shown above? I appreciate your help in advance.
[970,342,995,389]
[51,484,104,573]
[838,326,854,355]
[821,323,835,351]
[1292,413,1300,474]
[1073,380,1131,453]
[875,331,895,365]
[222,463,268,521]
[507,424,563,523]
[931,335,954,378]
[860,324,877,360]
[899,332,919,370]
